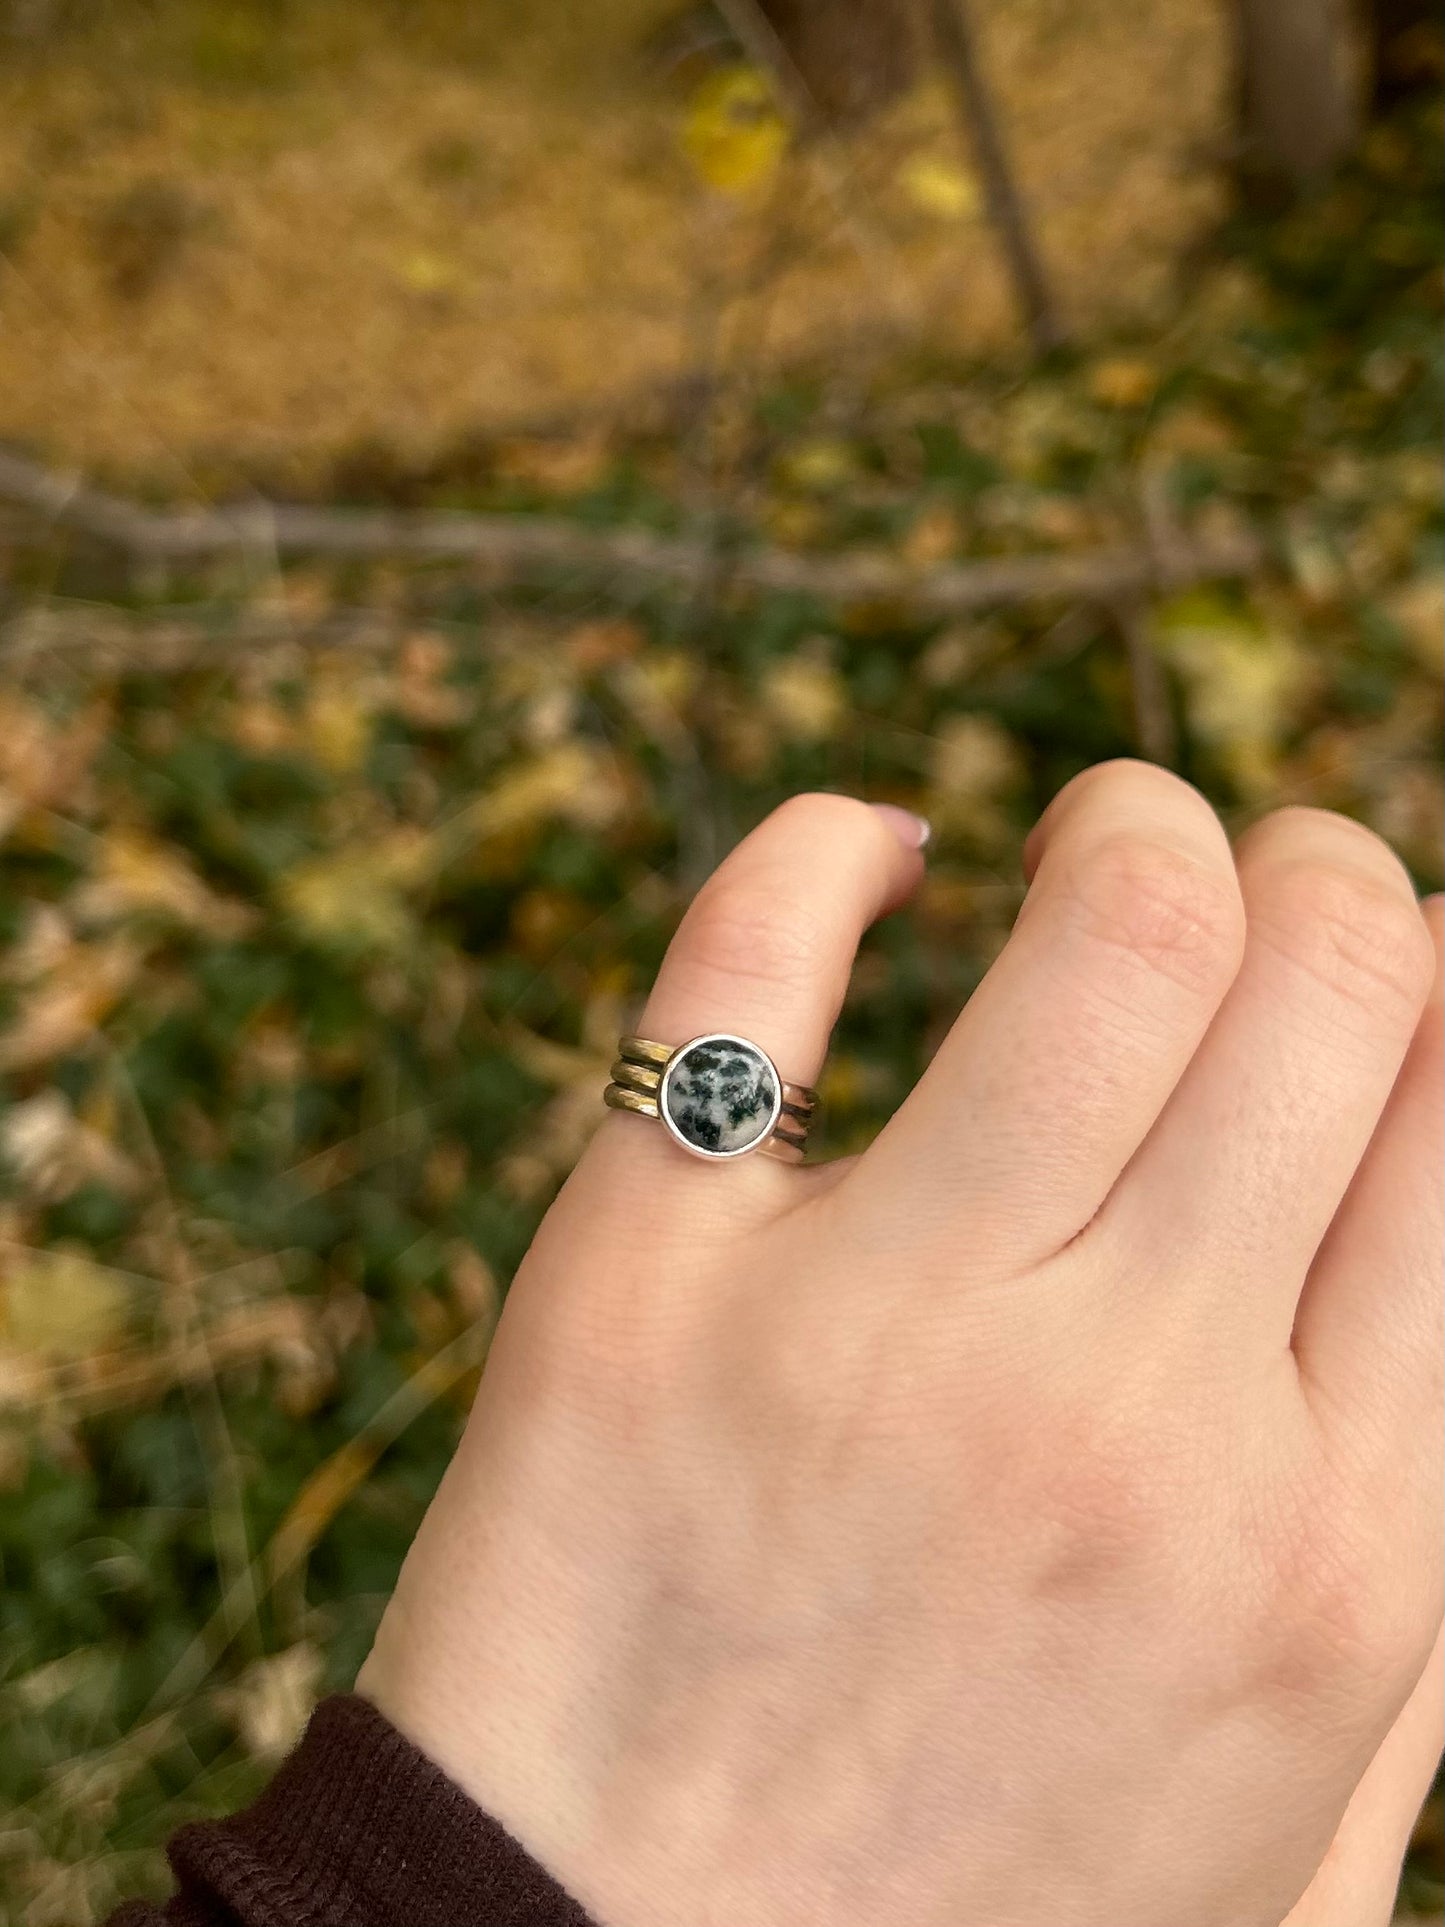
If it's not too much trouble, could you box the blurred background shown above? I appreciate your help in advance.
[0,2,1440,1920]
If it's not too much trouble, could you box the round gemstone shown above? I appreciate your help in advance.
[662,1035,779,1157]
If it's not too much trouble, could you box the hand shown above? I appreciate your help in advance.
[359,765,1442,1927]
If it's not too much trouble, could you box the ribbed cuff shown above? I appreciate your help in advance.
[157,1694,594,1927]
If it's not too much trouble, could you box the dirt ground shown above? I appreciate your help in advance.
[0,0,1227,486]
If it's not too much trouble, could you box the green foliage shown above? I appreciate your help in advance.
[0,104,1442,1925]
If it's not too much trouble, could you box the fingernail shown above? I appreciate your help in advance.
[870,803,932,851]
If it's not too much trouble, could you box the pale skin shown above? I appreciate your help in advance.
[359,762,1443,1927]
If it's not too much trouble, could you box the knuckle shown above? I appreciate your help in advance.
[1060,833,1244,995]
[1256,859,1433,1021]
[1250,1472,1426,1702]
[1027,1393,1181,1595]
[674,884,832,1000]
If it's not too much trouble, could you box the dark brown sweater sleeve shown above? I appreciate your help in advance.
[106,1694,597,1927]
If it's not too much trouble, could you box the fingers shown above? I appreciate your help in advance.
[580,793,923,1210]
[635,794,926,1086]
[1102,811,1435,1348]
[1281,1629,1443,1927]
[867,760,1246,1260]
[1294,897,1443,1458]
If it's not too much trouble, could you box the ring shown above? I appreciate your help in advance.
[603,1033,818,1164]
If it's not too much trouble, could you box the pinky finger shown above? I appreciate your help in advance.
[1295,897,1443,1492]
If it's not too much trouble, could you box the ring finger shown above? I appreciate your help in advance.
[588,792,927,1195]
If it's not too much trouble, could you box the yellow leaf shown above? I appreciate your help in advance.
[279,748,622,947]
[929,713,1024,800]
[1089,358,1159,409]
[775,437,858,495]
[1,1248,133,1357]
[819,1054,866,1109]
[926,714,1025,842]
[683,65,789,195]
[1386,571,1444,677]
[761,654,847,741]
[76,829,254,935]
[762,498,828,548]
[628,650,700,712]
[445,743,626,851]
[394,250,458,294]
[1154,593,1309,795]
[898,153,981,220]
[277,830,430,952]
[304,683,374,774]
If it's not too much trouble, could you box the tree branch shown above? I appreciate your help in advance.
[0,448,1260,622]
[929,0,1067,355]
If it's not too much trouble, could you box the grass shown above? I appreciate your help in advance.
[0,0,1224,478]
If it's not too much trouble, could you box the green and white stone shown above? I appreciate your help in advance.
[663,1036,778,1156]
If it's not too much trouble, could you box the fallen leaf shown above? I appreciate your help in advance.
[73,830,255,936]
[0,1091,143,1202]
[926,713,1025,841]
[902,503,961,567]
[304,681,375,774]
[682,65,789,195]
[929,712,1025,802]
[277,830,430,952]
[775,438,859,494]
[0,939,143,1071]
[1,1248,133,1357]
[761,654,847,741]
[1088,358,1159,409]
[1385,572,1444,677]
[0,696,107,842]
[898,152,981,220]
[218,1644,324,1764]
[1155,592,1310,795]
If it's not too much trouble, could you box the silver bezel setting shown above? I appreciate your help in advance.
[658,1032,784,1161]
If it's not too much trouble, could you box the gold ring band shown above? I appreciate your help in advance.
[604,1032,817,1164]
[618,1036,818,1110]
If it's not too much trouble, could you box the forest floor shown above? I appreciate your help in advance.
[0,0,1227,480]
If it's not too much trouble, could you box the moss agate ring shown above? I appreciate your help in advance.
[604,1033,817,1164]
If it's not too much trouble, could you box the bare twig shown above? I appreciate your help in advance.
[1113,597,1177,767]
[1109,463,1191,765]
[929,0,1066,355]
[711,0,823,133]
[0,449,1260,622]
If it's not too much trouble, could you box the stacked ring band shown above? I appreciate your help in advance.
[603,1033,818,1164]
